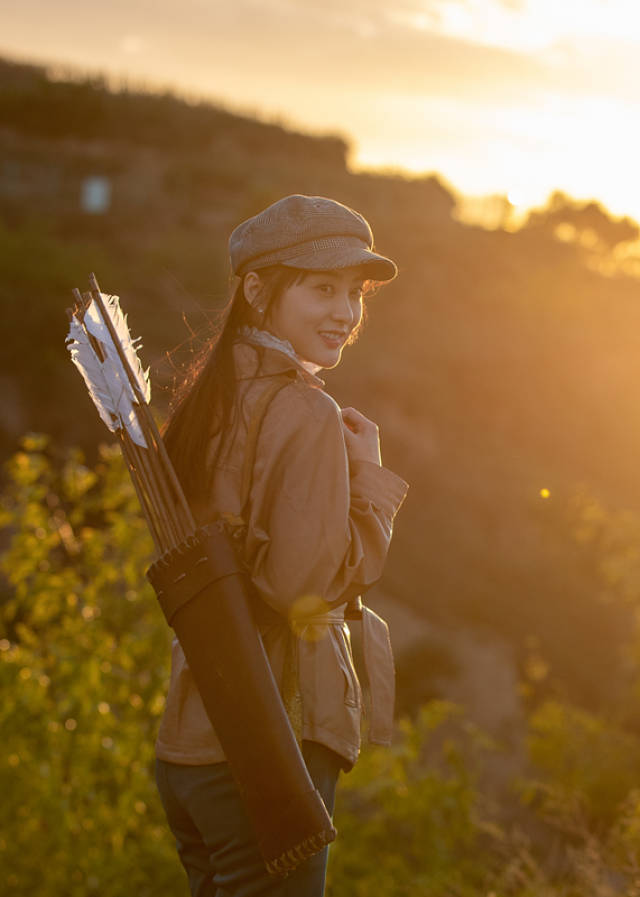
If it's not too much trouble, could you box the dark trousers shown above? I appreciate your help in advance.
[155,741,342,897]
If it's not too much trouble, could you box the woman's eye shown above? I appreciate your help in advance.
[317,284,334,296]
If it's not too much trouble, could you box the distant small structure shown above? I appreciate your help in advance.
[81,176,111,214]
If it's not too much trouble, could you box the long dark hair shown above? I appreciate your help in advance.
[162,266,305,500]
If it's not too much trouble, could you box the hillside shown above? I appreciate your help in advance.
[2,56,640,728]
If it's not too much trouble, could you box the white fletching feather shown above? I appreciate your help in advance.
[66,293,151,447]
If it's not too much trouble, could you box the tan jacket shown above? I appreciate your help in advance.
[155,340,409,770]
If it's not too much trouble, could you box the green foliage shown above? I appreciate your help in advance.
[0,436,183,896]
[525,700,640,833]
[512,699,640,897]
[6,440,640,895]
[327,702,493,897]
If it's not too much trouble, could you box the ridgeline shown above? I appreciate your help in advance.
[3,54,640,731]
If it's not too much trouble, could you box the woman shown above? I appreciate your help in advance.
[155,194,408,897]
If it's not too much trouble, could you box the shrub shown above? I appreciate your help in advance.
[0,435,185,896]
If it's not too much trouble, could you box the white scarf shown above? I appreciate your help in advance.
[238,326,322,376]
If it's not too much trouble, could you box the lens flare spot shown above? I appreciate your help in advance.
[289,595,331,641]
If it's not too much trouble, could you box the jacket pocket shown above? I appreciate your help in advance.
[334,623,361,709]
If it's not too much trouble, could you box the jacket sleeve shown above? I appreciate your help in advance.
[243,381,408,616]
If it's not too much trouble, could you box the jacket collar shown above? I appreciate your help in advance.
[234,331,325,388]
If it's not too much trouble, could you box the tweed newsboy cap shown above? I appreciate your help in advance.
[229,194,397,281]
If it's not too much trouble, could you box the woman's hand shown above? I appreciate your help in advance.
[341,407,382,466]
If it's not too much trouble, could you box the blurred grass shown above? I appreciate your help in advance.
[3,440,640,894]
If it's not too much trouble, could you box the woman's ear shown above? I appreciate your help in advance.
[242,271,265,312]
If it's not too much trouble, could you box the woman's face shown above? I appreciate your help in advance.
[265,267,366,369]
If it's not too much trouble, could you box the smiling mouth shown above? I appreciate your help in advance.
[319,330,348,347]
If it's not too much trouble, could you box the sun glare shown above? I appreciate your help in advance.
[406,0,640,51]
[3,0,640,225]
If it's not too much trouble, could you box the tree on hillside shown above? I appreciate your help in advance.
[524,190,639,251]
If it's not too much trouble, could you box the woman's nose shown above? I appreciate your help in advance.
[331,291,354,324]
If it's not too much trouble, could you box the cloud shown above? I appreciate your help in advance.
[3,0,637,105]
[137,0,551,102]
[3,0,639,138]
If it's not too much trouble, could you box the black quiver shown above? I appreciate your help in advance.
[147,524,337,876]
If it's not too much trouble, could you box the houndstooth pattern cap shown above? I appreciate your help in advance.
[229,194,397,282]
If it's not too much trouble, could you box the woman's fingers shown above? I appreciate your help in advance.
[341,407,360,433]
[341,407,381,465]
[341,406,377,433]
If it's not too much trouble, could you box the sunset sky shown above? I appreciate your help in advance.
[3,0,640,220]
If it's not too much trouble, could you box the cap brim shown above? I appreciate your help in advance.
[280,247,398,282]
